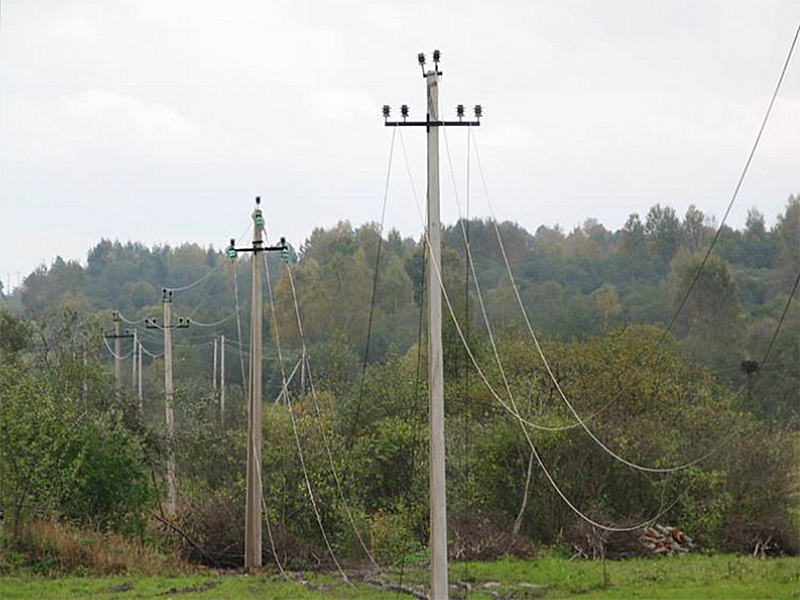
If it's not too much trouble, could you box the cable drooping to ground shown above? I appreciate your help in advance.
[285,262,382,570]
[262,230,350,584]
[398,127,674,532]
[347,127,397,450]
[439,120,720,474]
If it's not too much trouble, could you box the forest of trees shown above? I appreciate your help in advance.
[5,195,798,418]
[1,195,798,569]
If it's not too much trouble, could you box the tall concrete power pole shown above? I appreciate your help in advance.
[114,311,123,394]
[212,338,218,392]
[146,292,189,516]
[220,334,226,421]
[226,198,289,571]
[163,292,176,515]
[137,339,143,411]
[383,50,481,600]
[132,329,138,390]
[246,205,264,570]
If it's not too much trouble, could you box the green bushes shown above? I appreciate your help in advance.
[460,327,799,554]
[1,365,156,536]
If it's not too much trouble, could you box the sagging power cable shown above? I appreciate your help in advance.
[399,127,674,532]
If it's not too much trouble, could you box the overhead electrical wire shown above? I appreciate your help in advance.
[117,313,150,325]
[759,271,799,367]
[399,127,675,532]
[251,441,286,576]
[439,112,720,473]
[262,230,350,583]
[271,357,302,405]
[396,129,594,432]
[285,263,381,570]
[163,222,253,293]
[230,264,248,392]
[176,310,241,328]
[455,24,798,446]
[396,234,427,595]
[348,127,397,449]
[660,24,799,346]
[465,122,785,472]
[102,337,134,360]
[138,342,163,359]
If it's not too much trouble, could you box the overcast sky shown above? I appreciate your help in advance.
[1,0,798,291]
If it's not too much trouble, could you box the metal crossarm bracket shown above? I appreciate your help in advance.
[103,331,135,339]
[145,317,190,330]
[384,120,480,127]
[227,236,288,255]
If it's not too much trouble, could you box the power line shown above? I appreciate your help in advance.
[178,309,241,328]
[662,23,799,343]
[398,129,587,433]
[117,313,150,325]
[285,263,381,570]
[759,271,800,367]
[261,231,350,583]
[101,336,133,360]
[347,127,397,450]
[163,222,253,293]
[398,129,674,533]
[458,128,726,474]
[230,263,249,394]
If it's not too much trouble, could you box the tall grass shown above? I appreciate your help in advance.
[3,520,186,576]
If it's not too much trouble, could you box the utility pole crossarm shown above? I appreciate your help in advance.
[384,120,480,127]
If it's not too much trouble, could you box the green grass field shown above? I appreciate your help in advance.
[2,554,799,600]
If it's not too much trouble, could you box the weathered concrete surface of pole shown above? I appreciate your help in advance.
[137,338,143,411]
[113,312,122,396]
[132,329,138,389]
[245,208,264,570]
[220,334,226,421]
[427,70,449,600]
[163,292,177,515]
[213,338,218,391]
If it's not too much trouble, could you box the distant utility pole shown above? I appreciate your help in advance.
[383,50,481,600]
[132,329,138,390]
[220,334,226,422]
[146,292,190,516]
[105,312,134,400]
[226,197,288,571]
[137,339,143,411]
[213,338,219,392]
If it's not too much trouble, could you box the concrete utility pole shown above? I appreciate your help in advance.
[226,197,288,572]
[146,292,190,516]
[247,207,264,571]
[220,335,226,421]
[105,312,134,402]
[137,339,143,411]
[114,312,123,394]
[163,291,176,516]
[132,329,138,390]
[213,338,218,392]
[383,50,481,600]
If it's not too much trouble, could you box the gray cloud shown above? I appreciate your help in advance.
[1,0,798,289]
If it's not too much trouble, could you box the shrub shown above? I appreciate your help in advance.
[1,355,156,536]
